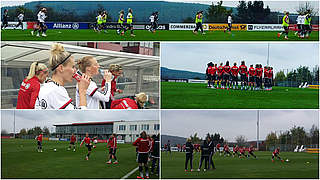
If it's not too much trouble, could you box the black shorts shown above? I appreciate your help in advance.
[232,75,238,81]
[86,144,92,151]
[240,74,247,82]
[283,26,289,31]
[37,21,45,29]
[304,25,312,31]
[297,24,303,30]
[126,23,133,29]
[212,75,216,81]
[70,142,75,145]
[249,76,255,83]
[3,20,8,25]
[37,141,42,146]
[223,74,230,81]
[206,74,211,80]
[138,153,149,163]
[228,23,232,29]
[109,147,117,155]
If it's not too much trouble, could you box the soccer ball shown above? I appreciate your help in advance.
[93,140,98,144]
[54,149,57,152]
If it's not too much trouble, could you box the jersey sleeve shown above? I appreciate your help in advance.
[110,99,124,109]
[54,88,74,109]
[30,82,40,109]
[89,81,111,102]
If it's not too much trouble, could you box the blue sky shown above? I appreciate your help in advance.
[161,43,319,74]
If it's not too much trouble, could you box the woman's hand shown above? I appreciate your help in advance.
[104,70,112,82]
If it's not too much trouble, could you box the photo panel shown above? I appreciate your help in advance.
[1,109,160,179]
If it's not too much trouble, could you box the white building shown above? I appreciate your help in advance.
[113,120,160,143]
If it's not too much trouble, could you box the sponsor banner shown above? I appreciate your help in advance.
[188,79,207,83]
[1,22,27,29]
[145,24,169,30]
[208,24,247,31]
[1,136,12,139]
[169,23,209,31]
[167,79,188,83]
[59,138,68,141]
[97,139,107,143]
[247,24,283,31]
[49,137,59,141]
[46,22,89,30]
[117,140,125,144]
[289,24,319,31]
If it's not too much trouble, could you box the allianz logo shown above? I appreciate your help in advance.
[53,23,79,29]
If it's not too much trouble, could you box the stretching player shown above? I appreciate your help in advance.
[233,145,240,157]
[35,133,43,152]
[231,62,239,89]
[133,131,151,179]
[272,147,284,162]
[68,133,77,152]
[239,61,248,90]
[277,11,289,40]
[223,144,232,157]
[193,11,205,35]
[107,133,118,164]
[185,138,194,172]
[239,146,247,158]
[80,132,94,160]
[247,145,257,158]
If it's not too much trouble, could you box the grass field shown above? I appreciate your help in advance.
[161,151,319,178]
[1,138,159,179]
[1,29,319,41]
[161,82,319,109]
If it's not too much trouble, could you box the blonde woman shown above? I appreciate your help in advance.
[100,64,123,109]
[17,62,49,109]
[35,43,90,109]
[110,92,148,109]
[75,56,112,109]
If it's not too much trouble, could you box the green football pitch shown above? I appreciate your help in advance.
[161,82,319,109]
[161,151,319,178]
[1,138,159,179]
[1,29,319,41]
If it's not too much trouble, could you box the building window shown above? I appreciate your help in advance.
[119,125,126,131]
[141,124,149,131]
[154,124,160,130]
[130,125,137,131]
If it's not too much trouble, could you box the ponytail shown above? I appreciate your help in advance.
[26,62,48,81]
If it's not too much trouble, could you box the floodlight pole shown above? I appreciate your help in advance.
[267,43,270,66]
[257,110,259,150]
[13,110,15,138]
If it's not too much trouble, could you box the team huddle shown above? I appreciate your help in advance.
[35,131,160,178]
[206,61,274,91]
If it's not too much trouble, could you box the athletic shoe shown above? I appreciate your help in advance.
[42,33,47,37]
[31,31,34,36]
[202,32,206,35]
[113,161,118,164]
[86,156,89,160]
[281,160,284,162]
[137,176,143,179]
[284,36,288,40]
[36,33,40,37]
[272,160,274,162]
[131,34,136,37]
[107,160,112,164]
[145,176,149,179]
[277,33,281,38]
[190,169,194,172]
[73,149,76,152]
[204,169,207,172]
[185,169,188,172]
[40,150,43,152]
[197,169,200,172]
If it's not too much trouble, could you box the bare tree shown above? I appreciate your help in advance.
[235,135,247,146]
[296,2,318,16]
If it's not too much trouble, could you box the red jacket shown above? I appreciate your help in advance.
[256,68,263,77]
[248,67,256,77]
[111,98,138,109]
[133,137,151,153]
[231,66,239,76]
[239,65,248,75]
[17,76,40,109]
[217,66,224,76]
[101,76,117,97]
[107,137,117,148]
[81,137,91,146]
[37,134,43,142]
[70,135,76,143]
[223,65,231,75]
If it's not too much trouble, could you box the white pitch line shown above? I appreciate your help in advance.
[121,166,139,179]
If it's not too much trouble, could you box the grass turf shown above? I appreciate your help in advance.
[161,151,319,178]
[1,138,159,179]
[161,82,319,109]
[1,29,318,41]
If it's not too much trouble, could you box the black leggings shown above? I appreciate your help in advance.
[185,153,193,170]
[194,22,203,33]
[198,156,208,169]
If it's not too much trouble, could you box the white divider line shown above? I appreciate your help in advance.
[121,166,139,179]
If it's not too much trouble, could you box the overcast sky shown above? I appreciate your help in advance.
[2,0,319,13]
[161,110,318,142]
[1,110,159,133]
[161,43,318,74]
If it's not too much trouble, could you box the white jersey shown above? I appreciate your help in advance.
[75,80,111,109]
[37,11,46,22]
[35,81,74,109]
[227,16,232,24]
[150,15,155,23]
[297,15,305,25]
[18,13,24,21]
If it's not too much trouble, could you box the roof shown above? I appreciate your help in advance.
[54,121,123,126]
[1,42,159,69]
